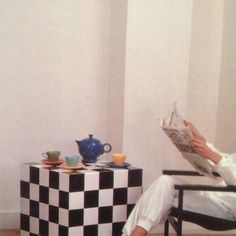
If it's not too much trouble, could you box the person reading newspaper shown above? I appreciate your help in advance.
[122,121,236,236]
[160,104,216,177]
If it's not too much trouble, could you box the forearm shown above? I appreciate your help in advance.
[206,151,222,164]
[192,139,222,164]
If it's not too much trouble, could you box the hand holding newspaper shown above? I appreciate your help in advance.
[160,103,215,178]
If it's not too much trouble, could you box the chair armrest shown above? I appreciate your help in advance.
[163,169,202,176]
[162,169,220,177]
[174,184,236,192]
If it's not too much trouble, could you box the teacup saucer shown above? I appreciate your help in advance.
[60,162,85,170]
[107,162,131,168]
[41,159,64,166]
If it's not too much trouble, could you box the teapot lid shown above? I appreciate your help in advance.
[87,134,99,142]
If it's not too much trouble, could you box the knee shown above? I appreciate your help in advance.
[152,175,175,188]
[158,175,175,183]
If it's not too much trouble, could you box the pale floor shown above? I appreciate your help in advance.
[0,230,235,236]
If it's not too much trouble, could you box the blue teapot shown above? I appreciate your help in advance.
[75,134,112,163]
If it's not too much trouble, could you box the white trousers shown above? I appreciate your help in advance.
[122,175,234,236]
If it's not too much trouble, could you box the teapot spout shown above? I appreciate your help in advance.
[75,140,80,146]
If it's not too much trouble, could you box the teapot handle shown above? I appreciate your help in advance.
[102,143,112,154]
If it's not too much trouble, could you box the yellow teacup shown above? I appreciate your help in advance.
[112,153,126,166]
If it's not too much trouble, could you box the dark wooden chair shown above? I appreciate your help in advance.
[163,170,236,236]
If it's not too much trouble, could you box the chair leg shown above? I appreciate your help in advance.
[164,220,169,236]
[177,189,183,236]
[177,220,182,236]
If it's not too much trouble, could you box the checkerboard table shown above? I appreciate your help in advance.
[20,162,143,236]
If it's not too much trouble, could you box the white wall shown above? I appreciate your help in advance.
[0,0,112,228]
[123,0,193,190]
[216,0,236,152]
[107,0,127,153]
[186,0,223,143]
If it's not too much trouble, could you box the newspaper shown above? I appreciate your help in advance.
[160,103,215,178]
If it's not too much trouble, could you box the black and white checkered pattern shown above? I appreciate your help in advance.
[20,163,143,236]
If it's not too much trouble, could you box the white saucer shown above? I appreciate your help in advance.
[60,162,85,170]
[107,162,131,168]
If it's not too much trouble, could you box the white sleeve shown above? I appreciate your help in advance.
[207,142,236,185]
[213,154,236,186]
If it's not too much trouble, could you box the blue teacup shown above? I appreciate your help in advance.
[65,155,81,167]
